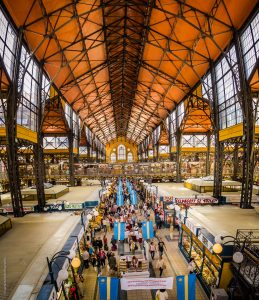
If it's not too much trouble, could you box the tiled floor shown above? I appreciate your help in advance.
[80,216,208,300]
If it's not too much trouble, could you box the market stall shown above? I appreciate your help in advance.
[119,253,149,278]
[179,223,233,296]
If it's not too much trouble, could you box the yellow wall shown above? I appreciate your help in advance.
[106,137,138,163]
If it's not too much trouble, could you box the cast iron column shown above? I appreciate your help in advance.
[6,28,24,217]
[206,132,211,176]
[175,129,182,183]
[68,129,75,186]
[232,143,239,181]
[211,63,223,199]
[234,30,255,209]
[33,65,46,210]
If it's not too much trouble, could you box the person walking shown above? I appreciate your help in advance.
[103,234,108,251]
[155,289,168,300]
[82,248,89,269]
[158,238,166,258]
[156,256,166,277]
[99,249,106,267]
[149,241,156,260]
[108,252,117,275]
[96,254,102,276]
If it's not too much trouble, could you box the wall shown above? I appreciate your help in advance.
[105,137,138,163]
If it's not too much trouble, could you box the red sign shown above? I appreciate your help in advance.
[175,197,218,205]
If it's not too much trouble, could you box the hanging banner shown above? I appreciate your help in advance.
[130,190,138,205]
[160,196,218,205]
[114,222,126,241]
[176,273,196,300]
[175,197,218,205]
[121,277,173,291]
[142,221,154,240]
[116,192,123,206]
[98,277,119,300]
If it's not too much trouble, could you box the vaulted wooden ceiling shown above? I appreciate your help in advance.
[4,0,257,144]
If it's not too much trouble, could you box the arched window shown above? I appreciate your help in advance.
[127,152,133,162]
[111,153,116,163]
[118,144,126,160]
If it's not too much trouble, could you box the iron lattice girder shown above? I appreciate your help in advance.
[102,0,155,138]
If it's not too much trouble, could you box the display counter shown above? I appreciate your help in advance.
[179,223,233,296]
[119,254,149,278]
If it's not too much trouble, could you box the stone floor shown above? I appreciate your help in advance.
[0,185,101,300]
[79,226,207,300]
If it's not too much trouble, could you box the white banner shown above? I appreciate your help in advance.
[121,277,173,290]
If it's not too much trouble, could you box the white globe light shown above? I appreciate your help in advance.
[214,234,224,244]
[86,214,93,220]
[233,252,244,264]
[68,250,76,259]
[58,269,68,281]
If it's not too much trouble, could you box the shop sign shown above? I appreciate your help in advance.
[175,197,218,205]
[185,218,201,236]
[23,206,35,212]
[1,206,35,213]
[64,203,83,210]
[78,227,84,241]
[121,277,173,291]
[71,239,78,252]
[161,196,174,202]
[44,203,63,211]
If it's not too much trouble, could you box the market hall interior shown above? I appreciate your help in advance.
[0,0,259,300]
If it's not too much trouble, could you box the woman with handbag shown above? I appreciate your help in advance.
[155,289,168,300]
[156,256,166,277]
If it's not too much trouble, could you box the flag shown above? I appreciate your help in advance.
[116,191,123,206]
[114,221,126,240]
[130,190,137,205]
[142,221,154,239]
[176,273,196,300]
[98,276,119,300]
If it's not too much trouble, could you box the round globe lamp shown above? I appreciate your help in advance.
[213,243,223,254]
[71,257,81,269]
[233,252,244,264]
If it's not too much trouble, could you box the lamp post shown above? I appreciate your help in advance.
[47,249,81,299]
[212,234,246,299]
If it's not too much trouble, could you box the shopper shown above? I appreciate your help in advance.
[103,234,108,251]
[188,257,196,274]
[99,249,106,267]
[96,254,102,275]
[155,289,169,300]
[108,252,117,275]
[156,256,166,277]
[158,238,166,258]
[82,248,89,269]
[149,241,156,260]
[97,237,103,251]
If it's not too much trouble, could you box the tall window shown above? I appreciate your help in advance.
[111,153,116,163]
[127,152,133,162]
[0,9,17,78]
[118,145,126,160]
[215,46,242,129]
[241,12,259,79]
[17,46,39,131]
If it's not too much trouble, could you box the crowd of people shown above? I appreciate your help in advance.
[75,179,192,300]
